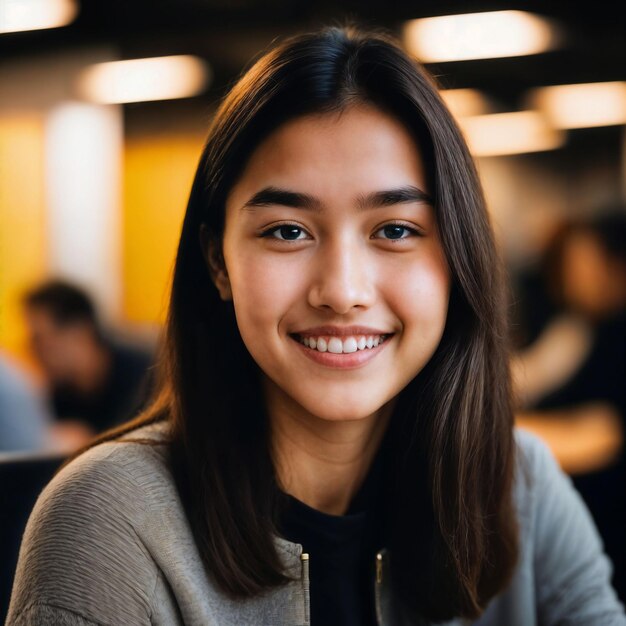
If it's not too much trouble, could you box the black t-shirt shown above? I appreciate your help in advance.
[278,439,389,626]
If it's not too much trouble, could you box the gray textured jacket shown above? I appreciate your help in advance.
[6,422,626,625]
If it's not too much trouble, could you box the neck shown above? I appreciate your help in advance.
[267,381,394,516]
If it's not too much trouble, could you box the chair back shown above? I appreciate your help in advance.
[0,452,66,623]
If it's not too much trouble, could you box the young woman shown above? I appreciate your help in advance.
[7,26,625,626]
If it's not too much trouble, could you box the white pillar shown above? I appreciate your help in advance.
[44,101,123,320]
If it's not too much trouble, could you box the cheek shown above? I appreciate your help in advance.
[383,253,450,334]
[226,251,306,336]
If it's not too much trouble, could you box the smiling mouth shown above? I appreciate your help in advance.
[290,333,393,354]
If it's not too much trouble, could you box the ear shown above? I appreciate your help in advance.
[200,225,232,301]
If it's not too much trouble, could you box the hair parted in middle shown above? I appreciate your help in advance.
[72,25,519,622]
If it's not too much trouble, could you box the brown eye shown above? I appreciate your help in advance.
[260,224,309,241]
[374,223,420,240]
[382,225,406,239]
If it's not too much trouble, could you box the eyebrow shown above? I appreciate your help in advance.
[241,185,433,212]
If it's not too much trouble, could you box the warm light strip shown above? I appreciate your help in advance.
[404,10,558,62]
[458,111,565,157]
[76,55,210,104]
[440,88,493,118]
[527,81,626,129]
[0,0,78,34]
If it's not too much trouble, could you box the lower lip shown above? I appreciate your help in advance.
[290,335,393,369]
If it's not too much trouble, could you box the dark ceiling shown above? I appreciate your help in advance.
[1,0,624,110]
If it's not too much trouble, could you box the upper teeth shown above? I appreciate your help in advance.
[299,335,387,353]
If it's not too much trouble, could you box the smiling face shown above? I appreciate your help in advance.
[210,104,451,424]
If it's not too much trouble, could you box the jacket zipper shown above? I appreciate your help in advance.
[375,550,384,626]
[301,552,310,625]
[300,550,385,625]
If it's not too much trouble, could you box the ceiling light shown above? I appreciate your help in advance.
[458,111,565,157]
[76,55,210,105]
[404,10,559,63]
[526,81,626,129]
[0,0,78,34]
[440,88,493,118]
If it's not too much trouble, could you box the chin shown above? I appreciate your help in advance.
[300,397,385,423]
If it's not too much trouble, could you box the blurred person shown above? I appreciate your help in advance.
[0,352,52,453]
[513,207,626,601]
[22,280,155,444]
[7,27,625,625]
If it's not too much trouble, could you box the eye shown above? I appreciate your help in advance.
[373,223,421,240]
[260,223,310,241]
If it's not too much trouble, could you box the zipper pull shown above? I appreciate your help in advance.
[376,551,383,584]
[374,551,385,626]
[300,553,310,625]
[300,552,310,578]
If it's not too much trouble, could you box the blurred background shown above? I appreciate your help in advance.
[0,0,624,601]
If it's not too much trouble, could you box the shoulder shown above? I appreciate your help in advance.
[510,426,591,535]
[510,427,601,570]
[7,420,174,625]
[511,426,563,505]
[38,420,173,515]
[513,425,554,470]
[509,428,626,624]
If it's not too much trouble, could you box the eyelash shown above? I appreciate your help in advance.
[258,221,423,242]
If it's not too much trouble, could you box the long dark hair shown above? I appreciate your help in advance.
[69,25,518,621]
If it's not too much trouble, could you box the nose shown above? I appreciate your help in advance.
[307,235,376,314]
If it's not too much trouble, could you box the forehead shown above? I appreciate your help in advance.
[226,104,428,209]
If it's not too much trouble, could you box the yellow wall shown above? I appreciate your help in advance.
[0,114,46,360]
[0,123,206,357]
[123,133,205,324]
